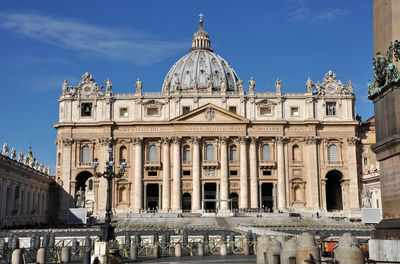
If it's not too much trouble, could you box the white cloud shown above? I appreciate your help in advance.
[0,11,187,64]
[287,7,346,22]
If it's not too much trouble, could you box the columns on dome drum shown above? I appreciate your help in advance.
[192,137,201,212]
[239,136,249,209]
[249,137,258,209]
[219,137,229,212]
[276,136,287,211]
[133,137,143,211]
[172,137,182,211]
[162,138,170,212]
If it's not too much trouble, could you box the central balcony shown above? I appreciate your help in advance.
[202,160,219,169]
[144,161,162,170]
[258,160,277,169]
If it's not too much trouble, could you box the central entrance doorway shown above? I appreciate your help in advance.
[261,183,274,212]
[203,183,217,210]
[146,184,159,210]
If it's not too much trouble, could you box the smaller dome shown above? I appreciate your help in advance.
[162,16,241,92]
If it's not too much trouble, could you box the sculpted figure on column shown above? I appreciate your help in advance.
[10,148,16,159]
[275,78,282,93]
[2,143,8,156]
[249,77,256,92]
[105,78,112,94]
[306,77,315,93]
[62,80,69,95]
[18,152,23,162]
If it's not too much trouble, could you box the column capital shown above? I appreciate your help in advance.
[132,137,143,146]
[190,136,201,144]
[161,137,171,145]
[304,136,320,145]
[275,136,289,145]
[346,136,358,145]
[249,136,259,145]
[171,136,181,145]
[218,136,228,144]
[62,138,75,146]
[98,137,114,146]
[238,136,248,144]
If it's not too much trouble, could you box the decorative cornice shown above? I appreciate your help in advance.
[304,136,320,144]
[346,136,358,145]
[275,136,289,144]
[98,137,114,146]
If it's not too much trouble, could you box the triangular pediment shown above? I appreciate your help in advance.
[171,103,249,123]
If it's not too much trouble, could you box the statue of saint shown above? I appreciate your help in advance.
[249,77,256,92]
[10,148,16,159]
[220,78,227,92]
[306,77,314,93]
[207,74,213,91]
[275,77,281,93]
[75,187,85,208]
[62,80,69,95]
[34,161,39,170]
[105,78,112,94]
[2,143,8,156]
[29,157,35,167]
[136,78,142,93]
[17,152,23,162]
[237,78,244,91]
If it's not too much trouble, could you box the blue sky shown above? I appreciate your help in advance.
[0,0,374,172]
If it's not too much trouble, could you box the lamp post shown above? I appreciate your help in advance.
[92,143,127,242]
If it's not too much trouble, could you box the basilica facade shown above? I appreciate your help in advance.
[55,18,361,218]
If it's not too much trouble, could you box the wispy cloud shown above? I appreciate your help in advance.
[287,7,347,22]
[26,75,80,91]
[0,11,187,64]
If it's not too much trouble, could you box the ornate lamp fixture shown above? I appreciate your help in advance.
[92,143,127,242]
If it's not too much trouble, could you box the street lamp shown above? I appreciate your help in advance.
[92,143,127,242]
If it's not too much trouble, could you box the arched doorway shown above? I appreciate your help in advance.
[230,192,239,211]
[326,170,343,211]
[75,171,93,208]
[182,193,191,212]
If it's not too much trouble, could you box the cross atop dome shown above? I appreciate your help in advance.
[191,13,212,51]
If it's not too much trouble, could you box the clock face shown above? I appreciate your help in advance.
[326,84,336,93]
[82,84,93,95]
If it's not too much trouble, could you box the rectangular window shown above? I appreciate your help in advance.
[229,106,237,114]
[260,106,272,116]
[148,171,157,176]
[263,170,272,176]
[120,107,128,117]
[81,103,92,117]
[326,102,337,116]
[363,157,368,166]
[182,106,191,115]
[230,170,238,176]
[290,107,299,116]
[230,148,237,161]
[147,107,159,116]
[183,170,191,176]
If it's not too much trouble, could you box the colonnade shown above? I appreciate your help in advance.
[130,136,286,213]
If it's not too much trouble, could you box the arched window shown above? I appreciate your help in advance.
[205,144,214,161]
[328,144,338,162]
[183,146,190,162]
[261,144,271,161]
[148,145,158,162]
[119,146,127,163]
[230,145,237,161]
[81,146,90,163]
[57,152,61,166]
[292,145,300,162]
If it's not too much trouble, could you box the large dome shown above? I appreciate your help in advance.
[162,17,240,92]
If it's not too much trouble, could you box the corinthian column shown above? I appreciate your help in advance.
[61,138,74,215]
[276,136,287,210]
[161,138,170,211]
[249,137,258,208]
[346,136,360,210]
[219,137,229,211]
[305,136,320,209]
[239,136,248,209]
[192,137,201,212]
[172,137,181,211]
[132,137,143,211]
